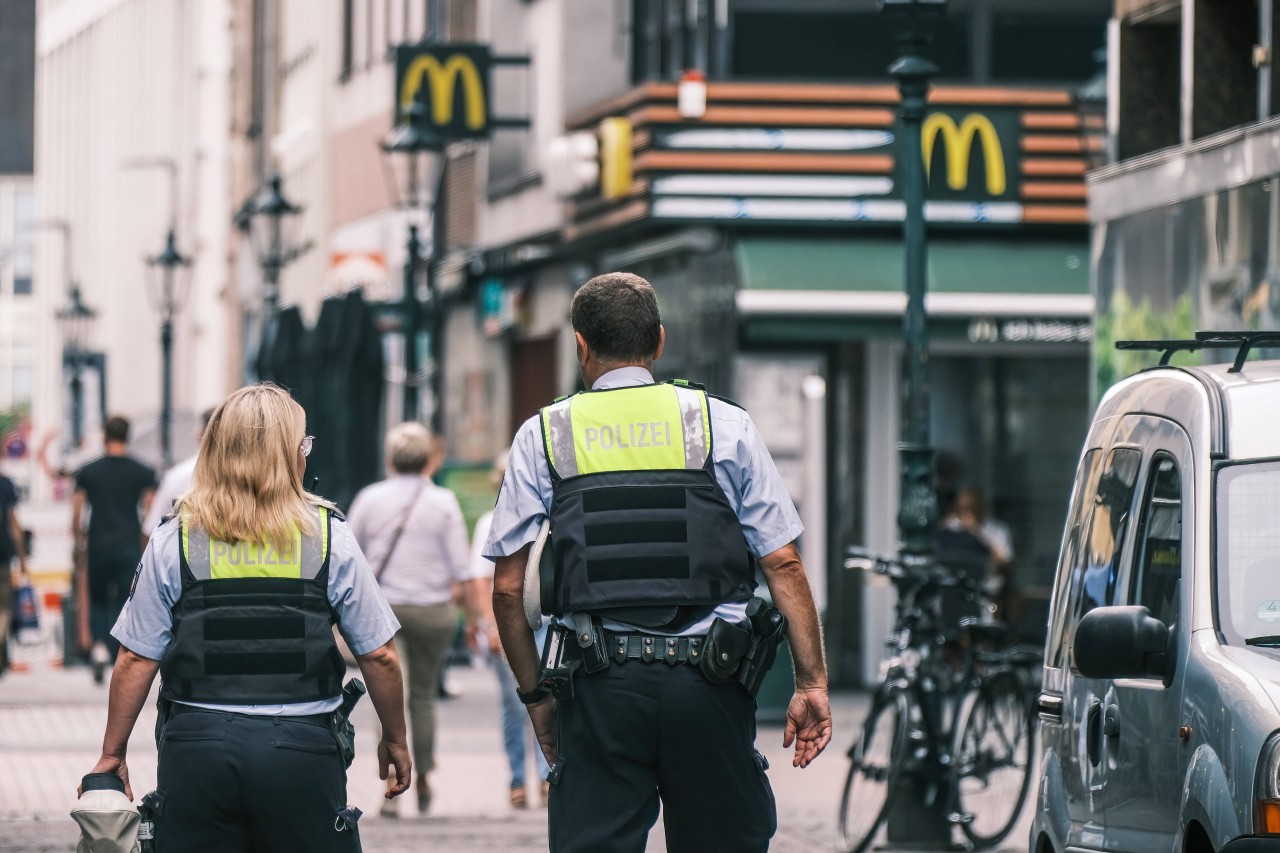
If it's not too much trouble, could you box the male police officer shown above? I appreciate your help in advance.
[487,273,831,852]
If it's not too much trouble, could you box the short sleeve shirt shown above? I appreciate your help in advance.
[112,511,401,715]
[75,455,158,558]
[482,366,803,634]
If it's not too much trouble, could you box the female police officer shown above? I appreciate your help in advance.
[79,383,412,852]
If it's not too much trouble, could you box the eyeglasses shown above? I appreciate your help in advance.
[300,436,315,457]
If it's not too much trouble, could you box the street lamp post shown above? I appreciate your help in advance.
[883,0,950,844]
[147,229,190,470]
[381,110,445,429]
[885,0,945,564]
[244,174,304,371]
[55,287,98,452]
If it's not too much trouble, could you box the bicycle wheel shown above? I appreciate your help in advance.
[838,687,910,853]
[951,671,1035,848]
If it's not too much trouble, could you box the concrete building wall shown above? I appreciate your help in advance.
[33,0,235,498]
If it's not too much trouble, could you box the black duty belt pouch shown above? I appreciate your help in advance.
[698,617,753,685]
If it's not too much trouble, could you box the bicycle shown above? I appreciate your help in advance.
[837,549,1041,852]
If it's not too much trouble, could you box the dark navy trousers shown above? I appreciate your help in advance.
[548,663,777,853]
[154,710,361,852]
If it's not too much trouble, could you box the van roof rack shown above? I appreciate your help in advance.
[1116,331,1280,372]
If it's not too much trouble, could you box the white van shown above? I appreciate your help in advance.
[1034,334,1280,853]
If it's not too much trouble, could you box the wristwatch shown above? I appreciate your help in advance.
[517,684,552,705]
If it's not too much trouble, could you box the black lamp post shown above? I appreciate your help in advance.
[55,287,98,452]
[147,229,190,470]
[381,105,446,430]
[245,174,304,358]
[884,0,946,563]
[883,0,949,843]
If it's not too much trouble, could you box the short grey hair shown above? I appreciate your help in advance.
[386,422,434,474]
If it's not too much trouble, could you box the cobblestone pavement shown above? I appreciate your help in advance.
[0,661,1031,852]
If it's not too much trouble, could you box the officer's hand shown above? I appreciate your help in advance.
[378,738,412,798]
[783,687,832,769]
[77,618,93,655]
[80,754,131,800]
[526,696,557,768]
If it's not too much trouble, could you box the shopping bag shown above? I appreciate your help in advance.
[12,580,39,633]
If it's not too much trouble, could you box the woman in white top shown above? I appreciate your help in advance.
[347,423,477,816]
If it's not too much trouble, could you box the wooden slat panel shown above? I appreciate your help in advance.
[1022,136,1086,154]
[1021,182,1089,200]
[565,200,650,242]
[630,105,897,129]
[929,87,1074,107]
[1022,205,1090,223]
[567,83,677,130]
[633,150,895,174]
[1021,113,1083,130]
[1022,159,1088,177]
[705,82,901,104]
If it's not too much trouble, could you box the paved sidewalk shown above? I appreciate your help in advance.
[0,661,1029,852]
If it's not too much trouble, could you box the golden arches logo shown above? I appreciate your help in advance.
[922,113,1007,196]
[399,54,486,130]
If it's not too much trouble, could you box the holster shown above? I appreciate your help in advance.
[697,617,753,684]
[738,598,788,698]
[137,790,163,853]
[537,625,575,700]
[330,678,367,769]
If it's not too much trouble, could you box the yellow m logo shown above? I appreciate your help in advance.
[399,54,486,131]
[922,113,1007,196]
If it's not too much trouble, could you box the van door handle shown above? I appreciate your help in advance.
[1103,704,1120,738]
[1086,703,1103,766]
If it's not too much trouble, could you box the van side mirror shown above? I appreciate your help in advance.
[1073,606,1172,682]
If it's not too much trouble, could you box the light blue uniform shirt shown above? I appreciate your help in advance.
[112,511,401,715]
[482,366,804,635]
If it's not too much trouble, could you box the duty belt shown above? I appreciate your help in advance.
[169,703,331,729]
[605,632,705,667]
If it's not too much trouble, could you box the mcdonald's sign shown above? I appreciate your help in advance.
[919,110,1019,201]
[394,44,492,139]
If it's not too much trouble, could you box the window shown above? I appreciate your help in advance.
[341,0,355,78]
[1216,460,1280,645]
[12,189,33,295]
[990,13,1105,82]
[1130,454,1182,628]
[1076,447,1142,618]
[1046,448,1101,671]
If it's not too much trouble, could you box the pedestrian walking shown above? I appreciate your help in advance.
[72,416,157,683]
[141,408,214,539]
[81,383,411,852]
[0,472,29,676]
[347,422,480,817]
[469,451,551,809]
[486,272,832,853]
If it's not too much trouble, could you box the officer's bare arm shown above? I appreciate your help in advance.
[758,541,833,767]
[492,546,540,691]
[355,639,412,796]
[90,647,161,799]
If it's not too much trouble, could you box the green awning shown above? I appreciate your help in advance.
[735,238,1089,296]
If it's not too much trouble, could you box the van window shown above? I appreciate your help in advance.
[1045,448,1101,671]
[1077,447,1141,617]
[1215,460,1280,645]
[1051,447,1141,671]
[1130,454,1182,628]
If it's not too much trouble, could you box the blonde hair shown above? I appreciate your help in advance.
[386,422,435,474]
[179,383,321,549]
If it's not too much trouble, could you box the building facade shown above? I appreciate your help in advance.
[426,0,1110,684]
[1090,0,1280,393]
[33,0,237,498]
[0,0,37,503]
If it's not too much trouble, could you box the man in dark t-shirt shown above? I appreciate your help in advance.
[73,416,156,682]
[0,474,29,675]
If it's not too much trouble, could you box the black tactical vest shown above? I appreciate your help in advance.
[158,506,345,704]
[540,382,755,624]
